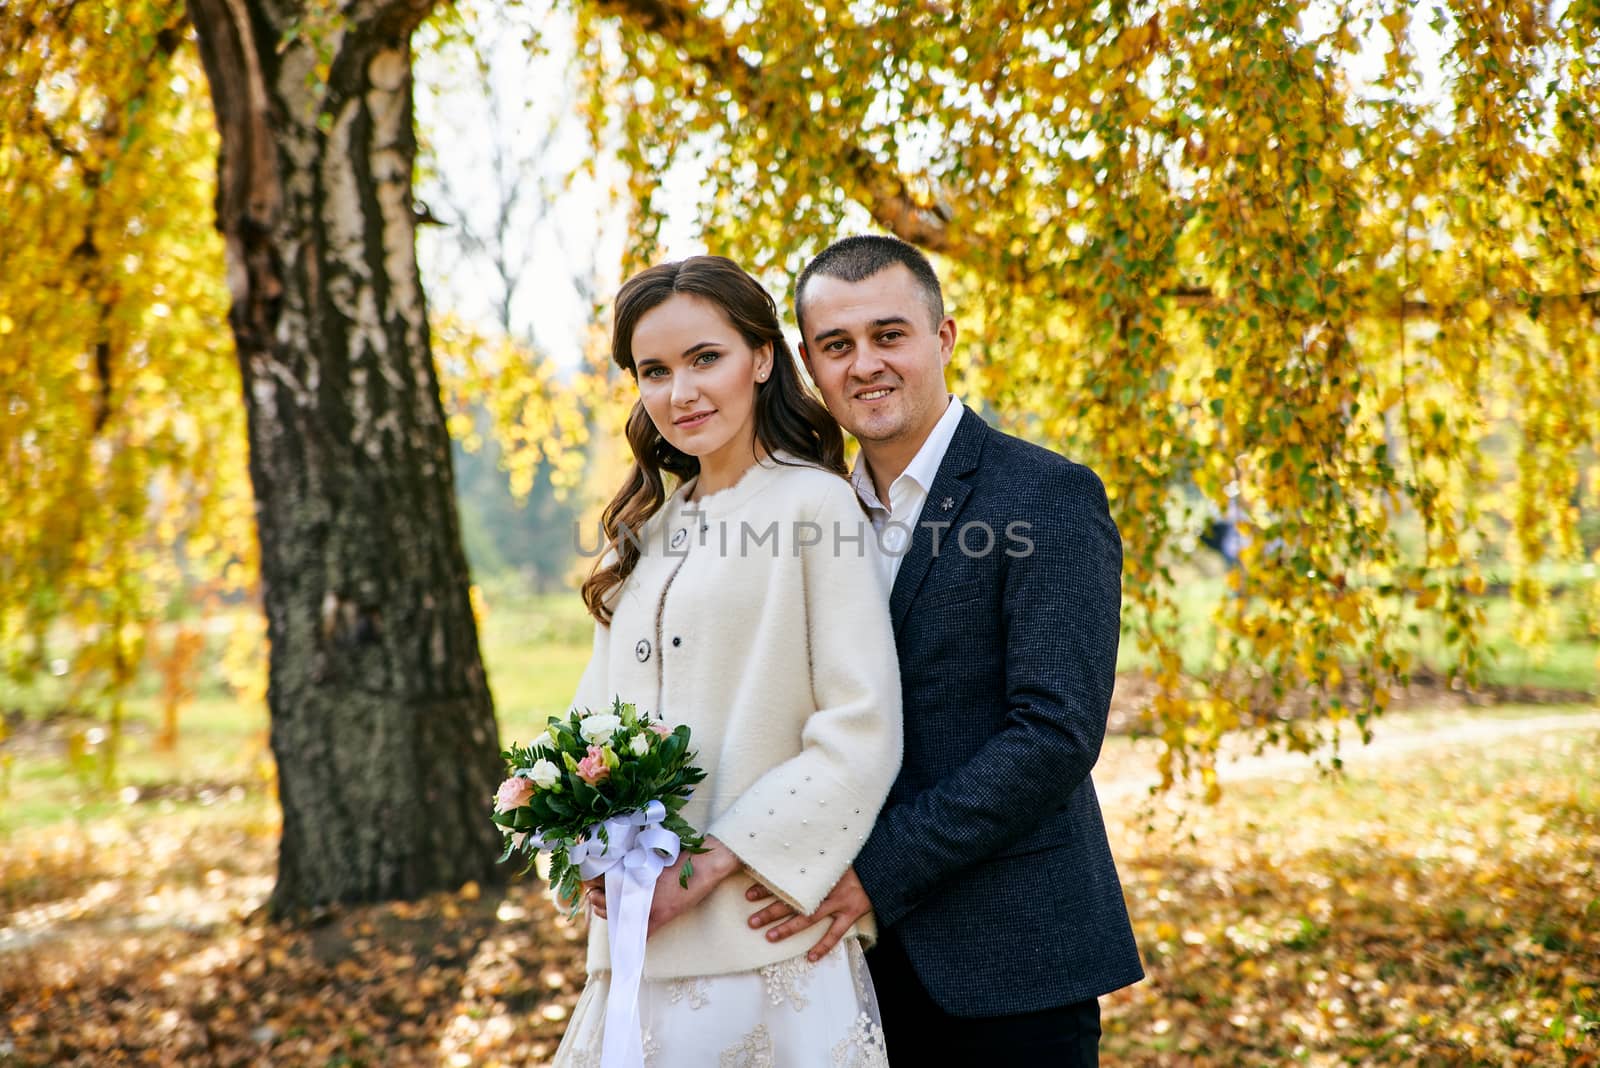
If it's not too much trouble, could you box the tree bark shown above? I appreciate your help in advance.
[187,0,504,914]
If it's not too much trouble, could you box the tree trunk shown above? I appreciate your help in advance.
[187,0,505,914]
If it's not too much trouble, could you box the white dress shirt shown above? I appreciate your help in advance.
[849,394,965,589]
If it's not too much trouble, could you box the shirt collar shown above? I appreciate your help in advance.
[850,395,964,513]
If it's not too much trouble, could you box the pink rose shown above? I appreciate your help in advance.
[650,722,673,738]
[576,744,612,785]
[494,776,534,812]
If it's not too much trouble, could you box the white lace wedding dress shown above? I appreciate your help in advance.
[552,936,888,1067]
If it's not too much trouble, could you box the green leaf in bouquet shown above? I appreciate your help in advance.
[550,855,583,910]
[557,870,583,915]
[552,718,581,751]
[570,775,600,812]
[663,813,704,847]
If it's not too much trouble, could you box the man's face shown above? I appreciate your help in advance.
[798,263,955,448]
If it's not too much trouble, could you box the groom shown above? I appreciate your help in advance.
[747,235,1144,1063]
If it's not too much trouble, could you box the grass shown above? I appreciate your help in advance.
[474,593,595,740]
[0,695,272,835]
[0,592,596,836]
[1115,563,1598,694]
[3,572,1593,841]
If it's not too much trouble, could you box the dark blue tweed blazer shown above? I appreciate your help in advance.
[853,405,1145,1017]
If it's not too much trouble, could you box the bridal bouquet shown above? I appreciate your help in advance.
[492,697,707,910]
[494,698,708,1067]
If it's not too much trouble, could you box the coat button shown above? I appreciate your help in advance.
[670,527,688,549]
[635,639,651,662]
[672,636,682,647]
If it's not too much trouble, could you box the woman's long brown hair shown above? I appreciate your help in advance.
[581,256,846,623]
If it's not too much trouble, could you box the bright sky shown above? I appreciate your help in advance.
[413,0,710,372]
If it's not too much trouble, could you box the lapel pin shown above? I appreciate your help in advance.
[941,496,954,511]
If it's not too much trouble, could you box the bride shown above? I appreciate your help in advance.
[551,255,900,1067]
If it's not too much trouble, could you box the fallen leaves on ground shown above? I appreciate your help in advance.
[1,714,1597,1066]
[1102,726,1600,1065]
[1,804,587,1066]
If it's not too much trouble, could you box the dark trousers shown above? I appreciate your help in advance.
[867,930,1101,1066]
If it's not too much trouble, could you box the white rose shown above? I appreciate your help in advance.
[579,713,623,744]
[528,758,561,789]
[531,730,554,752]
[629,734,649,757]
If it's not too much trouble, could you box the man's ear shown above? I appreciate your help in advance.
[938,316,957,367]
[798,340,814,375]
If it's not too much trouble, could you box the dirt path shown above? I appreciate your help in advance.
[1096,704,1600,802]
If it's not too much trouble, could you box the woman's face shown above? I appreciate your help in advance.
[631,293,772,466]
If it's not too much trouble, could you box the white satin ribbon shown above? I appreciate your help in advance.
[567,800,681,1068]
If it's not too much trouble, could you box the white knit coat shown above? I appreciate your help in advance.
[570,454,903,980]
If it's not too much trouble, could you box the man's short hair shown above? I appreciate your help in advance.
[794,234,945,335]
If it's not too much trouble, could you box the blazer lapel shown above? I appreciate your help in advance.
[889,407,988,634]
